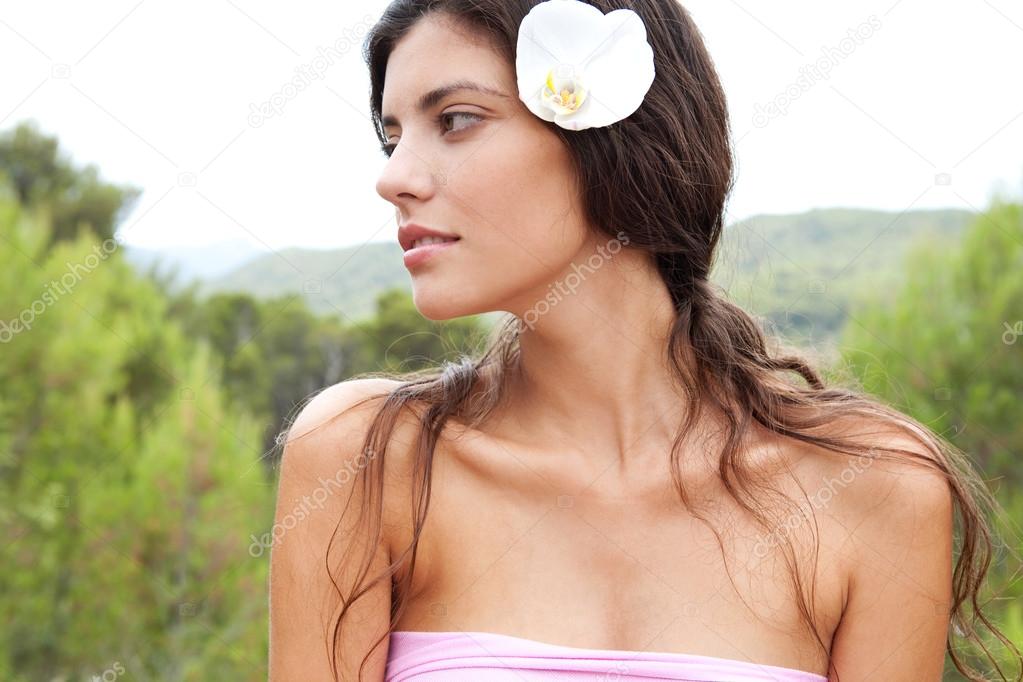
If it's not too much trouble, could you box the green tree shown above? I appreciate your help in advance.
[0,121,140,247]
[171,292,355,466]
[168,286,490,471]
[839,197,1023,676]
[841,199,1023,481]
[0,195,271,681]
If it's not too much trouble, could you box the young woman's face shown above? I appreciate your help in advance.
[376,14,594,321]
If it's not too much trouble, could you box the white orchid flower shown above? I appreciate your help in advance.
[515,0,656,131]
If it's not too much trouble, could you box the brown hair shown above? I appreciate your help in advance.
[289,1,1021,679]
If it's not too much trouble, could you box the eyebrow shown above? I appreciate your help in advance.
[380,80,510,129]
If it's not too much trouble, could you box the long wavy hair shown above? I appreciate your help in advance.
[288,1,1021,680]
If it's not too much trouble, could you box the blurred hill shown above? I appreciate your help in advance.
[124,239,262,285]
[200,241,405,322]
[130,207,974,335]
[716,207,974,342]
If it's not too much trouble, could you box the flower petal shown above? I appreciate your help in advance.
[517,0,609,67]
[554,111,591,131]
[515,0,614,120]
[573,11,655,128]
[515,1,656,131]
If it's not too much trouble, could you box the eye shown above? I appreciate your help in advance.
[440,111,483,135]
[379,112,483,158]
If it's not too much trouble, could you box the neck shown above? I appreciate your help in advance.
[496,239,710,481]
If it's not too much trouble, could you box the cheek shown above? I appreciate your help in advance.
[448,124,586,278]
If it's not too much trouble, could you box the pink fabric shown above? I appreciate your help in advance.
[385,630,829,681]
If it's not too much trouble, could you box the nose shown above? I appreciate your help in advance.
[375,140,439,209]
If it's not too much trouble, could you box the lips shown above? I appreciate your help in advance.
[409,235,459,249]
[402,237,460,269]
[398,223,461,252]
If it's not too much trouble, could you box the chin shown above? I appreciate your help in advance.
[411,287,474,322]
[411,277,504,321]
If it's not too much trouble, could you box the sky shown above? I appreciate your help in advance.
[1,0,1021,252]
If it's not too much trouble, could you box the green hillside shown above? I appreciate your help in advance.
[201,208,975,340]
[715,207,974,343]
[201,241,407,322]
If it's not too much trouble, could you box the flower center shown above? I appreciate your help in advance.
[542,64,588,116]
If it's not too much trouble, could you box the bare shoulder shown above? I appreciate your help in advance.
[818,418,955,678]
[269,377,416,682]
[775,413,954,585]
[282,377,424,474]
[849,418,954,579]
[818,415,953,529]
[285,377,405,444]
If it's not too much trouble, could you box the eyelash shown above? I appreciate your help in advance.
[381,111,483,157]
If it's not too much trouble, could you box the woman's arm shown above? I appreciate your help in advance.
[269,379,395,682]
[827,437,955,681]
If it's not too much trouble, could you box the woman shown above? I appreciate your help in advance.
[269,1,1019,680]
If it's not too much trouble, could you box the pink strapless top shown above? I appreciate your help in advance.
[385,630,829,681]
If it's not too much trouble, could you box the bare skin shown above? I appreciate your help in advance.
[269,11,953,682]
[382,393,848,676]
[378,387,951,680]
